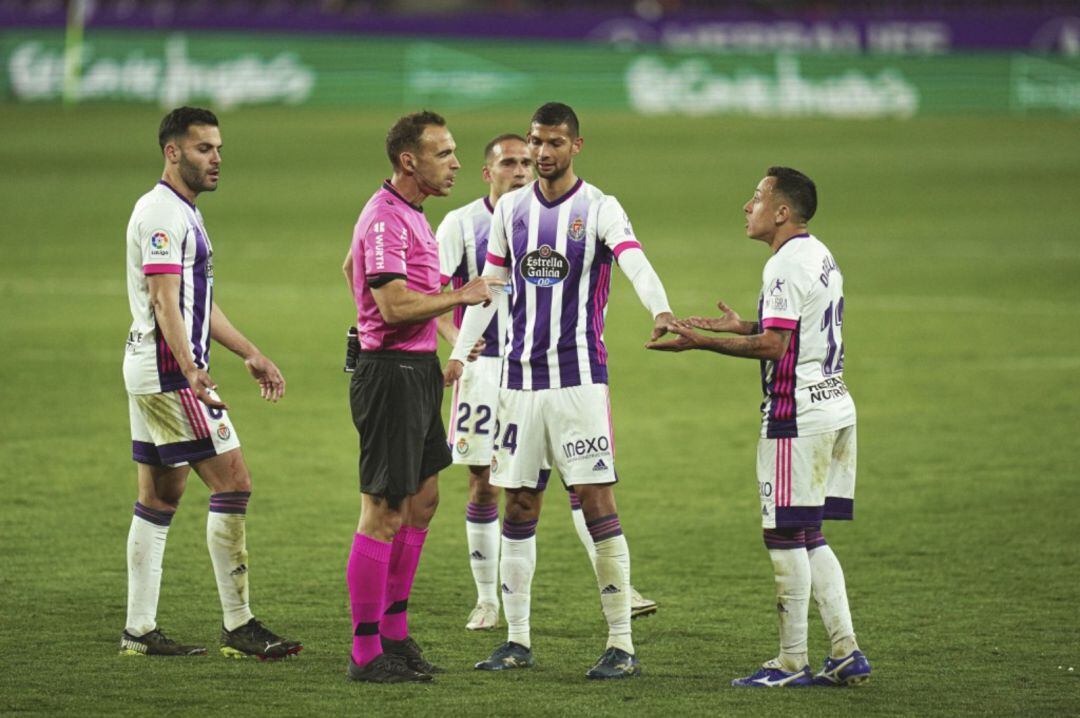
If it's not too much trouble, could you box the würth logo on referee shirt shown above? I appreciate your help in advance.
[520,244,569,287]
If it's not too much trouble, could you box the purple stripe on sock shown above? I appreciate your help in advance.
[466,502,499,523]
[209,490,250,515]
[586,513,623,542]
[134,501,175,527]
[568,491,581,510]
[763,527,806,550]
[804,527,827,550]
[502,518,537,540]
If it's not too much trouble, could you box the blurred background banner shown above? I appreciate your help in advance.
[4,30,1079,115]
[2,1,1079,114]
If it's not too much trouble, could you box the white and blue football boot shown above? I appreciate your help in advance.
[732,658,814,688]
[812,650,872,686]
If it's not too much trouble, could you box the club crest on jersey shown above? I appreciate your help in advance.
[216,423,231,441]
[456,437,470,455]
[520,245,569,287]
[490,456,499,474]
[567,216,586,242]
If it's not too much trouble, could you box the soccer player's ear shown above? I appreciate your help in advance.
[571,136,584,157]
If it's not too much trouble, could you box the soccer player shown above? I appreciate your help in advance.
[646,167,871,688]
[121,106,301,659]
[437,134,658,631]
[446,103,675,679]
[344,110,501,684]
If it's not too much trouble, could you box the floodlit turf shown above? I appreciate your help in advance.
[1,104,1078,716]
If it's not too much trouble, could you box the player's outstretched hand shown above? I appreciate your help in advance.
[650,311,677,341]
[185,367,228,410]
[687,300,743,333]
[244,353,286,402]
[467,338,486,362]
[443,359,464,387]
[645,322,704,352]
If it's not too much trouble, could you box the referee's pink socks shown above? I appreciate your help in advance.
[346,533,392,666]
[380,525,429,641]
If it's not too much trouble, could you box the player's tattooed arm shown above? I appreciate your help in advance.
[147,274,227,409]
[686,300,759,335]
[646,324,790,361]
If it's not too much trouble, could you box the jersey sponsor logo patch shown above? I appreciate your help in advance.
[149,231,171,256]
[769,278,786,295]
[520,245,569,287]
[567,216,585,242]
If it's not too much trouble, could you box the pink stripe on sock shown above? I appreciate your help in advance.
[347,533,392,667]
[380,526,428,641]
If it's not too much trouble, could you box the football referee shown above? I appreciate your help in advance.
[343,110,502,684]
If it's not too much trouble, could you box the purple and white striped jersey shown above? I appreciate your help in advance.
[758,233,856,438]
[123,181,214,394]
[436,196,507,358]
[485,179,643,390]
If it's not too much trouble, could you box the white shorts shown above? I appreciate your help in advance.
[447,356,501,466]
[757,425,856,529]
[129,387,241,467]
[489,383,616,490]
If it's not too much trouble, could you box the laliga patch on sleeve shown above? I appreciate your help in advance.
[149,231,172,256]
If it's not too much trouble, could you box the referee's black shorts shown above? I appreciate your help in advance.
[350,350,453,507]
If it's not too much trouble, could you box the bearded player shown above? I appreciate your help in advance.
[438,133,658,632]
[446,103,675,679]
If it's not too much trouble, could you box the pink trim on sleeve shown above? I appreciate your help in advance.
[485,252,507,267]
[612,240,643,260]
[762,317,798,330]
[440,273,452,286]
[143,263,182,275]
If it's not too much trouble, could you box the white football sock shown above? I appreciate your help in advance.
[595,535,633,654]
[125,512,170,636]
[500,536,535,649]
[809,544,859,658]
[769,548,811,672]
[207,511,254,631]
[570,505,599,570]
[466,514,501,606]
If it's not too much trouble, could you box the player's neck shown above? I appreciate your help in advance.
[388,173,429,208]
[160,171,197,205]
[769,226,809,253]
[537,171,578,203]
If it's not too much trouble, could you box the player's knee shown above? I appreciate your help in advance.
[503,491,540,523]
[224,457,252,493]
[575,484,617,521]
[469,470,498,505]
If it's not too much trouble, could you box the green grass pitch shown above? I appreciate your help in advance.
[1,104,1078,716]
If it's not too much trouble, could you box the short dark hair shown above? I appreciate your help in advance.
[767,166,817,222]
[158,106,218,152]
[484,133,527,163]
[386,110,447,170]
[530,102,579,137]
